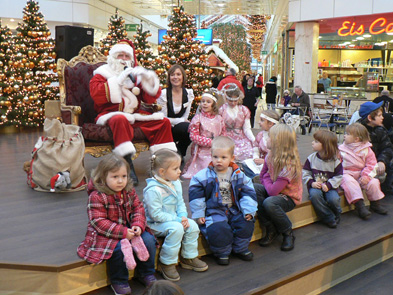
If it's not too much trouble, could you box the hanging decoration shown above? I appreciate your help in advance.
[247,15,270,60]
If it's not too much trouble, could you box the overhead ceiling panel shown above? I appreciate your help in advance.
[105,0,283,16]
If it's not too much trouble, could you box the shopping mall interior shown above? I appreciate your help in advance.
[2,1,393,295]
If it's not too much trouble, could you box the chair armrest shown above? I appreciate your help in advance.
[60,104,82,126]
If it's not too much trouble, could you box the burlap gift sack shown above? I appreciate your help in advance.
[27,118,87,192]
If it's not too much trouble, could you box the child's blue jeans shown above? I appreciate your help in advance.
[308,188,341,224]
[107,231,156,284]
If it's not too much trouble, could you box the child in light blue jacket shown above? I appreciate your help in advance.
[143,149,208,282]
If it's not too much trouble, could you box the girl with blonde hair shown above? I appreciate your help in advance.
[144,149,208,281]
[257,124,302,251]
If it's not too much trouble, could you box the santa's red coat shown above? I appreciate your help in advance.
[89,72,174,155]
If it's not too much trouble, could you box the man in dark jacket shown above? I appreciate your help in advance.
[289,85,310,135]
[289,85,310,108]
[373,89,393,113]
[359,101,393,199]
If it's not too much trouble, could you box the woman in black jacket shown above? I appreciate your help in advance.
[243,76,260,128]
[265,76,277,109]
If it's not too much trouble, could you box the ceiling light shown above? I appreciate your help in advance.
[363,34,371,38]
[10,18,14,22]
[356,37,364,40]
[387,33,393,35]
[217,3,225,6]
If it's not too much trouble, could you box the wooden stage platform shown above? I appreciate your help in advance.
[1,130,393,295]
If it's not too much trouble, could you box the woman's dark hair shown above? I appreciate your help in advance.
[166,64,187,87]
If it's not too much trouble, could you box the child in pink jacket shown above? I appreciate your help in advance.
[339,123,387,220]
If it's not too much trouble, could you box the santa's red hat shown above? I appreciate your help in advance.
[109,39,138,66]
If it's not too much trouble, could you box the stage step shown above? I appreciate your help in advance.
[320,256,393,295]
[0,193,384,295]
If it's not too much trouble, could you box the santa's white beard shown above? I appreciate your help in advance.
[107,56,133,74]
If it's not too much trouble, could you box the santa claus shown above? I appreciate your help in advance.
[90,40,176,185]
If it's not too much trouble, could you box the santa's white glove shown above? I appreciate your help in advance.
[131,66,150,85]
[123,79,135,89]
[130,66,160,96]
[117,68,135,86]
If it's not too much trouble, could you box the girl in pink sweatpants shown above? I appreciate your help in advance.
[338,123,387,220]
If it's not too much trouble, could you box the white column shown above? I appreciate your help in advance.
[294,22,319,94]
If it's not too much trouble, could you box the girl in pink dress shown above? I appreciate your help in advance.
[219,83,255,162]
[182,90,226,179]
[242,110,281,179]
[339,123,387,220]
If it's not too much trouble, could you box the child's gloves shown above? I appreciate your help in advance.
[121,238,136,270]
[130,235,149,261]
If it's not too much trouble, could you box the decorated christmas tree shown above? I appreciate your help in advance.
[0,20,13,125]
[133,24,154,68]
[2,0,58,127]
[133,24,168,86]
[158,6,212,116]
[212,23,251,73]
[100,9,128,56]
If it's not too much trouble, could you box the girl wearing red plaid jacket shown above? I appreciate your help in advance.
[77,154,157,295]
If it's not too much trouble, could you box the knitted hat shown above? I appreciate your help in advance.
[359,101,383,120]
[109,39,138,66]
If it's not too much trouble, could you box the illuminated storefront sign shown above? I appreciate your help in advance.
[338,17,393,36]
[319,45,373,49]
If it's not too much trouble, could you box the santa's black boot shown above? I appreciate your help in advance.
[123,154,139,186]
